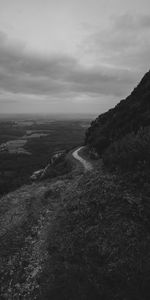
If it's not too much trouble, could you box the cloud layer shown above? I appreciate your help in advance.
[86,13,150,72]
[0,13,150,113]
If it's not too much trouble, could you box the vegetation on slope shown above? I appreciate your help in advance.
[85,69,150,193]
[1,142,150,299]
[38,170,150,300]
[1,70,150,299]
[103,126,150,190]
[85,70,150,155]
[0,177,71,299]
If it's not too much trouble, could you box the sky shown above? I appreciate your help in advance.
[0,0,150,115]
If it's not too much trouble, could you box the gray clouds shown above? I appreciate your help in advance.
[85,13,150,73]
[0,12,149,114]
[114,14,150,30]
[0,29,136,102]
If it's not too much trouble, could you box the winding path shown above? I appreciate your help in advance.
[72,146,93,171]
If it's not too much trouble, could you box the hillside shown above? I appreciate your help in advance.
[85,70,150,154]
[1,71,150,299]
[0,162,149,300]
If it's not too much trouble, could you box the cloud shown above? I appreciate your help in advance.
[67,66,135,97]
[0,24,143,112]
[114,14,150,30]
[85,13,150,73]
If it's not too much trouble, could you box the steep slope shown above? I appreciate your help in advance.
[1,70,150,299]
[1,166,149,300]
[38,168,150,300]
[0,176,74,298]
[0,145,150,299]
[85,70,150,154]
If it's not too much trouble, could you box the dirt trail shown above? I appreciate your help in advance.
[72,146,93,171]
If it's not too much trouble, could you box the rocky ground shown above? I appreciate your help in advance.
[0,175,75,299]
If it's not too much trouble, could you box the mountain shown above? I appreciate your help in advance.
[85,70,150,155]
[1,71,150,299]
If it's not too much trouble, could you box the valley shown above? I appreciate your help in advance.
[0,116,92,196]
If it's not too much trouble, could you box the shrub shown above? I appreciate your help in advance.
[103,126,150,173]
[93,136,110,155]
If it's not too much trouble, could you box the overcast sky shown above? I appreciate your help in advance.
[0,0,150,114]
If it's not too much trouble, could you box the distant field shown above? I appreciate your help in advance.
[0,117,92,196]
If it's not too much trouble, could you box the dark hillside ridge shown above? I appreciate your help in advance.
[85,70,150,154]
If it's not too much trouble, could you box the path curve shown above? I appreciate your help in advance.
[72,146,93,171]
